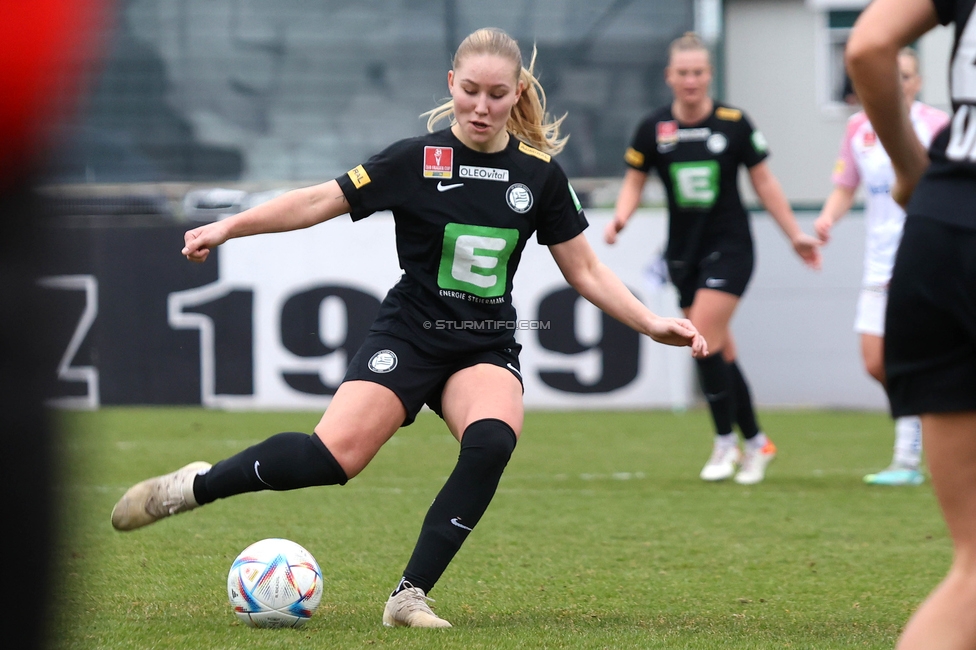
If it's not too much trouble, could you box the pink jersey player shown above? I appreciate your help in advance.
[815,48,949,487]
[831,101,949,287]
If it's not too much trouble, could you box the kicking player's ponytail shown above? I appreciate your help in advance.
[425,28,567,155]
[509,46,567,155]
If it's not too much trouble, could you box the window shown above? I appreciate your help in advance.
[825,9,861,107]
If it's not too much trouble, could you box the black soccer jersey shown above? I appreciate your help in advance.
[906,0,976,230]
[625,103,768,266]
[336,128,588,355]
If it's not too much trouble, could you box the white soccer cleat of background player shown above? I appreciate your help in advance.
[735,441,777,485]
[700,440,741,481]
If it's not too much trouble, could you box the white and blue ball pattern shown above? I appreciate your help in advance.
[227,538,323,628]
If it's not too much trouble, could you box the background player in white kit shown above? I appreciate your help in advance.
[814,48,948,486]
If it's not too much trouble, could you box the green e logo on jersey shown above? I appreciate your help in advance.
[669,160,720,209]
[438,223,519,298]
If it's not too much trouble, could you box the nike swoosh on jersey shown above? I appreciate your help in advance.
[437,181,464,192]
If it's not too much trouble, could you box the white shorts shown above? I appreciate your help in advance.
[854,285,888,336]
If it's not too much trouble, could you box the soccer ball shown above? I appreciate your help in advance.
[227,538,323,628]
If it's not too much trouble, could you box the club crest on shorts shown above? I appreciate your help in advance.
[506,183,533,213]
[368,350,398,373]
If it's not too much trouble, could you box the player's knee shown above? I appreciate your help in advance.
[460,418,517,469]
[312,431,373,481]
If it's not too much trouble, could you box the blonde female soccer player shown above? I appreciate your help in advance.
[606,33,821,485]
[110,28,707,628]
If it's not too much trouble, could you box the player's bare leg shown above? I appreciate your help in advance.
[312,380,408,479]
[112,381,405,531]
[897,412,976,649]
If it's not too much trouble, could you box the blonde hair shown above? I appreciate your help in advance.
[668,31,710,64]
[898,46,920,74]
[424,28,568,155]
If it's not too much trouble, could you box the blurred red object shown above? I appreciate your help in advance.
[0,0,112,191]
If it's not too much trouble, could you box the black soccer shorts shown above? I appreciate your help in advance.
[342,331,523,426]
[885,216,976,417]
[667,243,755,309]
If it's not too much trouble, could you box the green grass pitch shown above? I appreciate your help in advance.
[54,408,946,649]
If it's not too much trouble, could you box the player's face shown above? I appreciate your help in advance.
[448,54,523,152]
[898,54,922,107]
[666,49,712,107]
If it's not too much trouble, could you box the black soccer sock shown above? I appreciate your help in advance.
[728,359,761,439]
[192,432,348,505]
[696,352,734,436]
[395,418,517,595]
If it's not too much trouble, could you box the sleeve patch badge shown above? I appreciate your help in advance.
[568,181,583,212]
[715,107,742,121]
[424,146,454,178]
[347,165,371,189]
[751,130,769,154]
[625,147,645,168]
[518,141,552,163]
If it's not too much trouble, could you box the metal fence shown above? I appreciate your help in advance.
[47,0,695,185]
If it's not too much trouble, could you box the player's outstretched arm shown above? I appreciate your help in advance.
[814,185,857,243]
[549,233,708,358]
[846,0,938,206]
[748,161,822,269]
[182,180,351,263]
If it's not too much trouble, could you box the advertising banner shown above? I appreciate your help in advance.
[40,210,693,410]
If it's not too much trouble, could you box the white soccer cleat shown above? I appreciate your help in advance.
[735,441,777,485]
[382,583,452,628]
[111,461,211,531]
[700,442,741,481]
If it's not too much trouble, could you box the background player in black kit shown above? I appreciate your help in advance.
[848,1,976,647]
[109,28,707,629]
[605,33,822,485]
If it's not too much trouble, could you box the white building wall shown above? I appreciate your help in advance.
[726,0,835,205]
[725,0,951,205]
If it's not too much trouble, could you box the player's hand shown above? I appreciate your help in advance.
[182,222,230,263]
[603,219,622,245]
[647,316,708,358]
[791,232,823,271]
[813,214,832,243]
